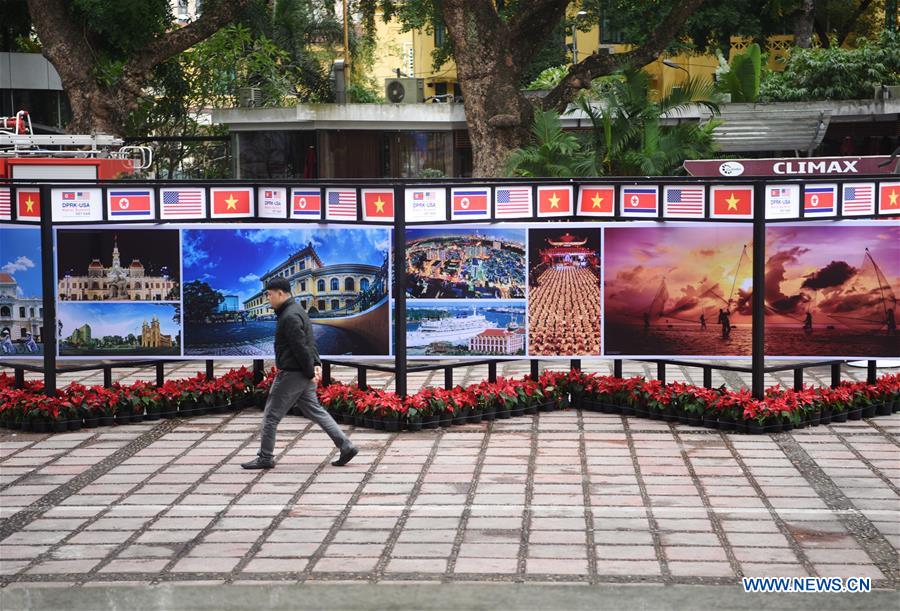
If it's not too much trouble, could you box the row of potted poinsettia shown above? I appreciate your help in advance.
[573,373,900,434]
[316,372,569,431]
[0,368,261,433]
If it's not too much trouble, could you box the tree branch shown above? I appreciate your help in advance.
[837,0,874,46]
[541,0,706,112]
[122,0,254,83]
[26,0,98,93]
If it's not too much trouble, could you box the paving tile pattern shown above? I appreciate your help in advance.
[1,359,897,589]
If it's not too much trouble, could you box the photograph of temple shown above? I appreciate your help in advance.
[57,230,180,302]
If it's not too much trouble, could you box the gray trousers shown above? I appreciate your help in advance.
[258,371,351,460]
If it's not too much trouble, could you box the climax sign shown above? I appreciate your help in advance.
[684,156,896,177]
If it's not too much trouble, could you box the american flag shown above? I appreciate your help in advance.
[326,189,357,219]
[0,188,10,219]
[664,186,704,217]
[495,186,531,217]
[842,183,874,215]
[161,189,204,216]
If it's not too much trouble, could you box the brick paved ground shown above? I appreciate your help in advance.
[1,360,898,603]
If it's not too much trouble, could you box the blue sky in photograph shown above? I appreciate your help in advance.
[407,227,525,243]
[0,226,42,297]
[182,227,390,304]
[58,303,179,338]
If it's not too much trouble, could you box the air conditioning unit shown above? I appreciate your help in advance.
[385,78,425,104]
[238,87,262,108]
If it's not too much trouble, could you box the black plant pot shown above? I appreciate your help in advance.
[847,408,863,421]
[99,415,114,427]
[523,404,537,415]
[453,410,469,425]
[538,401,555,413]
[620,405,634,417]
[820,408,833,425]
[809,411,822,426]
[468,411,483,423]
[374,418,386,430]
[702,417,718,430]
[862,404,877,418]
[68,419,82,431]
[495,409,510,420]
[781,420,794,432]
[510,406,525,418]
[385,419,400,432]
[406,419,423,432]
[115,413,132,425]
[439,415,453,427]
[748,421,765,435]
[876,402,892,416]
[52,420,68,433]
[8,421,20,430]
[831,411,848,423]
[719,416,735,431]
[482,408,496,421]
[423,414,439,429]
[735,420,748,434]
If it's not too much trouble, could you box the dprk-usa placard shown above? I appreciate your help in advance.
[765,184,800,219]
[405,187,447,222]
[51,188,103,222]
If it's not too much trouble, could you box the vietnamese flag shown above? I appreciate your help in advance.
[537,186,572,217]
[577,186,614,216]
[16,189,40,221]
[879,181,900,215]
[712,186,753,217]
[362,189,394,221]
[211,188,252,216]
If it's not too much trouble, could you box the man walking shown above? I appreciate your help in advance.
[241,278,358,470]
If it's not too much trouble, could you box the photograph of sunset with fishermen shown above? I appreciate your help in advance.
[603,224,753,357]
[765,223,899,358]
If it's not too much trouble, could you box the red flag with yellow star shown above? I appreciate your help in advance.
[210,188,253,218]
[878,181,900,215]
[16,188,41,222]
[536,185,572,217]
[362,189,394,221]
[710,185,753,218]
[577,185,615,217]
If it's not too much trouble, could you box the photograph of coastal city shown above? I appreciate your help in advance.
[604,224,754,357]
[405,228,526,299]
[57,302,181,357]
[56,229,180,302]
[528,228,601,356]
[182,226,391,357]
[1,226,44,357]
[765,224,899,357]
[406,300,526,357]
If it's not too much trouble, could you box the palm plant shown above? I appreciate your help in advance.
[506,109,584,177]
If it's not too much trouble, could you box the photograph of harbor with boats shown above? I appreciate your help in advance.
[406,300,526,357]
[603,224,754,357]
[765,223,899,357]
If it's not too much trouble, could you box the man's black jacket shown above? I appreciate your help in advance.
[274,297,321,378]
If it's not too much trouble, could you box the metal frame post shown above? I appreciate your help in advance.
[530,360,539,379]
[252,359,264,385]
[656,362,666,385]
[38,184,57,397]
[393,184,408,398]
[205,359,214,380]
[867,360,877,385]
[156,362,165,387]
[613,359,622,378]
[751,181,767,399]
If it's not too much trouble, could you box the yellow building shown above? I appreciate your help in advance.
[369,6,793,101]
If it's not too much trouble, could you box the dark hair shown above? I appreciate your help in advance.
[265,278,292,294]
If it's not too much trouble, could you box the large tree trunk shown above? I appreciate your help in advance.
[440,0,567,177]
[27,0,252,136]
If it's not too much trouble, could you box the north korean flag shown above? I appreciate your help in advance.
[451,188,489,219]
[804,184,836,215]
[292,189,321,217]
[211,188,252,216]
[109,190,152,217]
[711,186,754,217]
[537,186,573,217]
[16,189,40,221]
[577,186,614,216]
[620,186,658,215]
[362,189,394,221]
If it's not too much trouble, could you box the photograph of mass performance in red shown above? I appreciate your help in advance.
[604,225,753,357]
[765,224,899,358]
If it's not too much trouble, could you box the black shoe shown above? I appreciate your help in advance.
[241,457,274,470]
[331,445,358,467]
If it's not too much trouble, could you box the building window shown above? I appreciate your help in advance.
[360,278,370,292]
[19,307,25,317]
[599,16,630,44]
[317,279,326,292]
[300,300,307,309]
[330,278,339,291]
[317,299,325,311]
[29,307,34,317]
[434,22,446,47]
[0,306,9,317]
[331,299,340,310]
[300,280,306,291]
[344,277,355,291]
[20,328,27,338]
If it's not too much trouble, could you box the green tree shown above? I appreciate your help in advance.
[26,0,254,136]
[510,68,720,177]
[717,43,761,102]
[184,281,224,323]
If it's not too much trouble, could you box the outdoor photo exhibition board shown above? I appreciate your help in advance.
[4,219,893,361]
